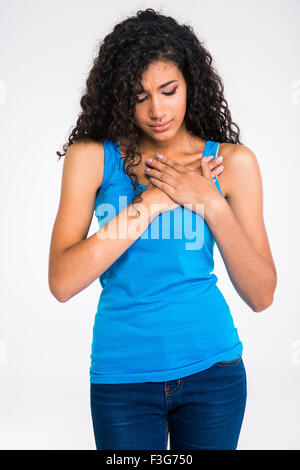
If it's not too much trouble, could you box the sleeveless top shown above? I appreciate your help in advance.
[89,139,243,384]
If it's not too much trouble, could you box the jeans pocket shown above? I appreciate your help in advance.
[215,356,242,367]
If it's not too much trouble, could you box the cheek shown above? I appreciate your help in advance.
[166,89,186,113]
[134,107,145,125]
[170,98,186,122]
[174,91,186,111]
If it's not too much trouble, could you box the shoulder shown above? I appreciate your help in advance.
[217,142,260,199]
[65,138,104,161]
[63,139,104,191]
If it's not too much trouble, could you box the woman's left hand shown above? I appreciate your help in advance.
[144,152,224,212]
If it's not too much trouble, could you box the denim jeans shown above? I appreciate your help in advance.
[90,357,247,450]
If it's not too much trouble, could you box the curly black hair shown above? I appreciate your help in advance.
[56,7,242,205]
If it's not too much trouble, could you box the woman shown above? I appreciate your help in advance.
[49,8,277,450]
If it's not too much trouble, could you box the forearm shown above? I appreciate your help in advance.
[49,192,158,303]
[204,198,277,312]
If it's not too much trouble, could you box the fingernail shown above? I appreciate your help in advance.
[155,153,164,159]
[203,156,213,162]
[216,156,223,162]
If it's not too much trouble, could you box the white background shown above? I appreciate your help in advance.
[0,0,299,450]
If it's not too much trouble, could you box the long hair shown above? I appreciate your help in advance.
[56,8,242,205]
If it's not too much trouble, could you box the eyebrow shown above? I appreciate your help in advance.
[136,80,178,94]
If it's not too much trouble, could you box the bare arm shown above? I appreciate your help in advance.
[205,145,277,313]
[48,140,157,303]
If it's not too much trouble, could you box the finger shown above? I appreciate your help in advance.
[146,153,183,183]
[208,156,224,177]
[149,177,178,197]
[211,163,224,178]
[186,154,223,172]
[145,166,177,188]
[154,153,186,174]
[187,155,216,172]
[185,161,201,171]
[200,155,214,178]
[210,156,223,167]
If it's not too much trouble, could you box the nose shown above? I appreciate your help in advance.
[148,95,166,121]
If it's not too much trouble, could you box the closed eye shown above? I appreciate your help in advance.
[136,86,178,103]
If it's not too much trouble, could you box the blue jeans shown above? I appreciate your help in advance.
[90,357,247,450]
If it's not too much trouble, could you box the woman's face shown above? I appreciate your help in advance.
[133,60,187,141]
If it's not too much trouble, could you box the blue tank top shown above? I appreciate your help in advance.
[90,139,243,383]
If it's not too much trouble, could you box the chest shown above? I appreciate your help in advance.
[117,141,230,198]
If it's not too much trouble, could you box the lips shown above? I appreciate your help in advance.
[150,119,173,128]
[149,119,174,132]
